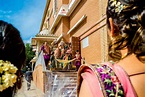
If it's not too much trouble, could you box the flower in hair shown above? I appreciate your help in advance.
[109,0,125,14]
[0,60,18,92]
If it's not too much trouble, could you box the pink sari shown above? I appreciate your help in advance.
[77,62,137,97]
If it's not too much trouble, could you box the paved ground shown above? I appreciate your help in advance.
[15,78,44,97]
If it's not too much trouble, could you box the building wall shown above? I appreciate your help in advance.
[54,22,62,36]
[48,0,54,26]
[69,0,99,36]
[68,0,108,63]
[52,17,70,42]
[81,31,102,64]
[44,0,109,64]
[62,0,69,4]
[62,17,70,42]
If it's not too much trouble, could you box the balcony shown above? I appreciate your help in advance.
[50,0,81,34]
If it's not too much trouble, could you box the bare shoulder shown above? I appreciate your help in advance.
[79,79,93,97]
[117,54,145,97]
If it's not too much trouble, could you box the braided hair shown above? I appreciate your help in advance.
[106,0,145,62]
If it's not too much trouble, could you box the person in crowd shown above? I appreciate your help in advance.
[54,44,61,68]
[41,41,51,66]
[59,39,66,59]
[49,51,55,70]
[60,44,65,59]
[0,20,26,97]
[25,68,32,90]
[66,43,72,56]
[54,43,61,59]
[62,52,69,69]
[77,0,145,97]
[74,50,82,71]
[65,43,73,65]
[63,50,74,70]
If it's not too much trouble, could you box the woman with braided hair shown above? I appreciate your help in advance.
[0,20,26,97]
[77,0,145,97]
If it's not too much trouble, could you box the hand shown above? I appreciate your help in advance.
[74,58,77,60]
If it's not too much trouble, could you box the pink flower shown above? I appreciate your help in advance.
[111,76,119,84]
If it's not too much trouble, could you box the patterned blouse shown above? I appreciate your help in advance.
[77,61,138,97]
[94,63,125,97]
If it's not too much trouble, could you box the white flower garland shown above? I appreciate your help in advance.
[0,60,18,92]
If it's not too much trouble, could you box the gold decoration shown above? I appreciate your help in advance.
[109,0,125,14]
[56,58,76,69]
[0,60,18,92]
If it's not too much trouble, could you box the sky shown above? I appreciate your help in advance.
[0,0,46,43]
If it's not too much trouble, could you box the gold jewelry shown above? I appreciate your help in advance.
[121,53,128,59]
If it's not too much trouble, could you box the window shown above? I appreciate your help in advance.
[82,37,89,48]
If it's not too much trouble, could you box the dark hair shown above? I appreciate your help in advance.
[76,50,79,52]
[0,20,26,97]
[106,0,145,62]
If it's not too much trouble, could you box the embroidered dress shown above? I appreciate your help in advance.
[77,62,137,97]
[94,64,124,97]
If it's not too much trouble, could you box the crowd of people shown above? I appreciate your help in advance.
[40,40,82,71]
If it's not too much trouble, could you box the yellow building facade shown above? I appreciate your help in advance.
[32,0,109,65]
[31,0,112,94]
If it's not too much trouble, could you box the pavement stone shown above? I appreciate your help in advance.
[15,78,44,97]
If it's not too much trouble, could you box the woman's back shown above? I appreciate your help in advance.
[117,54,145,97]
[78,58,145,97]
